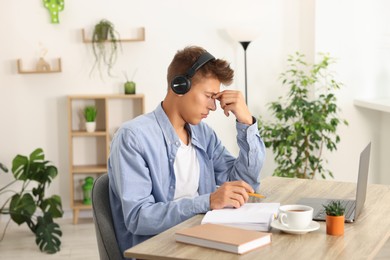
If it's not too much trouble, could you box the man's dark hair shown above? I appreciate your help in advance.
[167,46,234,87]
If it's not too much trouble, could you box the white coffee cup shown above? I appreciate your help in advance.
[278,204,313,229]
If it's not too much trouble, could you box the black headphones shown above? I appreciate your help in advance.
[170,52,215,95]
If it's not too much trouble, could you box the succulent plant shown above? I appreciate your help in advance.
[323,201,345,216]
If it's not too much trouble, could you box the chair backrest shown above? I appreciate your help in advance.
[92,174,123,260]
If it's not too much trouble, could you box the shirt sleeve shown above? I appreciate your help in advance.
[213,116,265,192]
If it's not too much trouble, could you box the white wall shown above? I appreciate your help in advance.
[0,0,388,214]
[315,0,390,184]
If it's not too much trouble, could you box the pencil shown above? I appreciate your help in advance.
[248,192,266,199]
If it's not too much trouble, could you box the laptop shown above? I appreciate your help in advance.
[297,142,371,223]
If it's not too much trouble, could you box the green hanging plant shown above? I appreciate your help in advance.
[258,52,348,179]
[90,19,121,79]
[0,148,63,254]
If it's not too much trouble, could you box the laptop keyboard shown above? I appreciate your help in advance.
[315,200,356,219]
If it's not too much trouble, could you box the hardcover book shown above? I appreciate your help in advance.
[175,223,271,254]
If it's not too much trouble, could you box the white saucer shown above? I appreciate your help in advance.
[270,220,320,234]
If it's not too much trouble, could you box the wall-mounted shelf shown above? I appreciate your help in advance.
[354,98,390,113]
[17,58,62,74]
[81,27,145,43]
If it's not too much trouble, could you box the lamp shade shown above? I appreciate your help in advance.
[226,27,260,43]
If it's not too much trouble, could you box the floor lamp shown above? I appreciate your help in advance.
[227,28,259,106]
[239,41,251,105]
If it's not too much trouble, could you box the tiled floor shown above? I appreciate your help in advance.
[0,218,99,260]
[0,217,389,259]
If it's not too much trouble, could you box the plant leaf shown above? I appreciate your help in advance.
[11,155,29,180]
[40,195,64,219]
[35,213,62,254]
[10,193,36,225]
[30,148,44,162]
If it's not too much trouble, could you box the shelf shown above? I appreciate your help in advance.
[73,200,92,210]
[70,93,144,99]
[17,58,62,74]
[72,165,107,173]
[81,27,145,43]
[354,98,390,113]
[72,200,92,224]
[72,130,107,137]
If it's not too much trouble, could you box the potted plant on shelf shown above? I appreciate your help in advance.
[0,148,63,254]
[258,52,349,179]
[84,105,97,132]
[90,19,121,78]
[123,70,137,94]
[323,201,345,236]
[82,176,94,205]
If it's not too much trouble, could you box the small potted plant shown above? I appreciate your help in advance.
[82,176,94,205]
[84,105,97,132]
[90,19,121,78]
[323,201,345,236]
[123,70,137,94]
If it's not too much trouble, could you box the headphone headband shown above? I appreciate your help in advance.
[171,51,215,95]
[186,52,215,78]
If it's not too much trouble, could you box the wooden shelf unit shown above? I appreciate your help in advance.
[67,94,145,224]
[81,27,145,43]
[17,58,62,74]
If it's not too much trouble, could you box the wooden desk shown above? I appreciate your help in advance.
[124,176,390,260]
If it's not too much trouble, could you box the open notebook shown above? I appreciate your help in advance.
[201,203,280,231]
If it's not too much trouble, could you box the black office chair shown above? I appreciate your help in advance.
[92,174,123,260]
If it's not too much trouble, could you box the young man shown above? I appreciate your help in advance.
[108,46,265,254]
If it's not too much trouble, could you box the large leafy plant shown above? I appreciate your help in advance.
[258,52,348,179]
[0,148,63,254]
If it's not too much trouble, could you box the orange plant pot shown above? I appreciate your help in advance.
[326,215,345,236]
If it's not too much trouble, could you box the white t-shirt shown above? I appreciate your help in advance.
[173,140,200,200]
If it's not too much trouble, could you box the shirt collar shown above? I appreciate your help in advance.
[153,102,204,150]
[153,102,179,146]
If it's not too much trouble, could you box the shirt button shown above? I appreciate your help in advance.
[169,159,173,162]
[170,186,174,189]
[175,141,180,146]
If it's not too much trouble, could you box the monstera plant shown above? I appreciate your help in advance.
[0,148,63,254]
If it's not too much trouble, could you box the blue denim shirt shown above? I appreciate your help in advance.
[108,103,265,255]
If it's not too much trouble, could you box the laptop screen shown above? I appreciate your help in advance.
[354,142,371,219]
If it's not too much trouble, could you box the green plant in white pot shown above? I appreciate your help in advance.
[258,52,348,179]
[84,106,97,132]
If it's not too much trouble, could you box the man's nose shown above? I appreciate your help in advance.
[208,98,217,111]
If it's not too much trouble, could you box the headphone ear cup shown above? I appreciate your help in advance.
[171,75,191,95]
